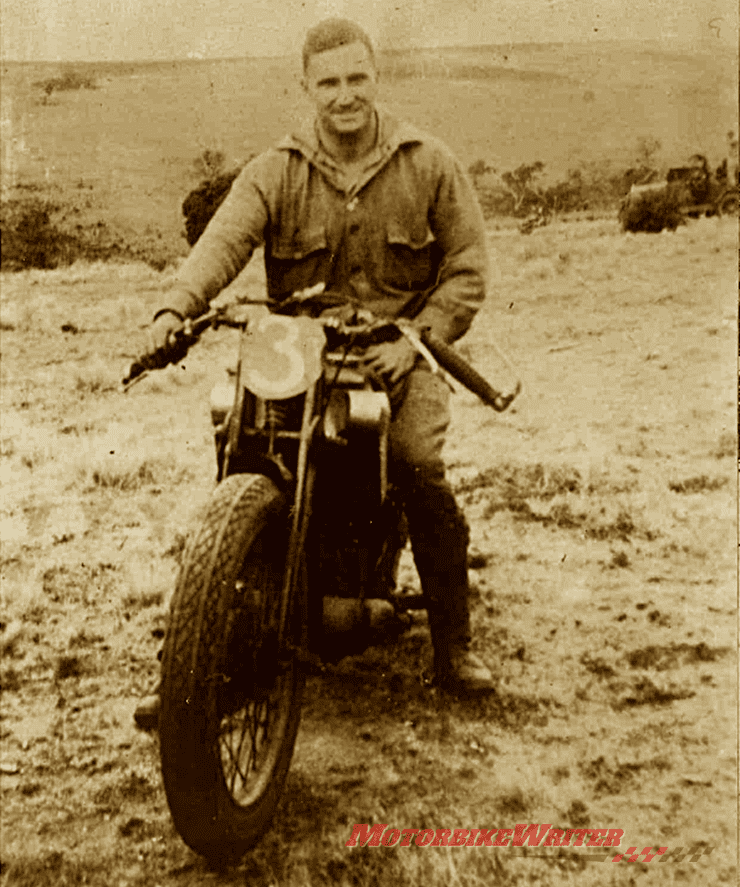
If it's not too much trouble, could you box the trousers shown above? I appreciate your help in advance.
[388,362,472,663]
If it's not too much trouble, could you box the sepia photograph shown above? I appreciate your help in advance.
[1,1,737,884]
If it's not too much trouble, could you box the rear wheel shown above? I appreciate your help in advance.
[159,473,305,862]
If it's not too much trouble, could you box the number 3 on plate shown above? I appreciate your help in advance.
[241,315,324,399]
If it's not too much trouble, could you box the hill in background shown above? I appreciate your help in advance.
[2,40,737,254]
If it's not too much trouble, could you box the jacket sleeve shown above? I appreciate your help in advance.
[413,143,489,344]
[158,152,279,320]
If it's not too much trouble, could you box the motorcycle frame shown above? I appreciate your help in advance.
[217,324,408,665]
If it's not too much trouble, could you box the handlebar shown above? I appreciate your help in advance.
[123,294,520,412]
[122,307,242,388]
[122,296,388,389]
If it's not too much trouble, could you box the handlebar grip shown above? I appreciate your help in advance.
[420,331,519,412]
[122,330,191,387]
[122,359,147,386]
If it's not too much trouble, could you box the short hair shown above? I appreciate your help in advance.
[302,18,375,72]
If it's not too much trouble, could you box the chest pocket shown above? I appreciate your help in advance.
[268,227,331,301]
[384,220,439,292]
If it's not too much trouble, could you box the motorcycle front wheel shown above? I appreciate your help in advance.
[159,473,305,863]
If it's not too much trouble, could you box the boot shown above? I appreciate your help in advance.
[427,608,496,694]
[405,484,496,694]
[445,643,496,694]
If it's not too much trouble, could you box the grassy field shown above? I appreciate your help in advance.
[2,40,738,253]
[0,213,736,885]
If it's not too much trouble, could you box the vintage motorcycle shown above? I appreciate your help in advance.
[124,288,518,863]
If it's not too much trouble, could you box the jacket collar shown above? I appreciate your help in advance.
[276,107,424,191]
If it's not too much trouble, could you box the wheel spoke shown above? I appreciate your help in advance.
[250,699,268,771]
[220,722,248,792]
[238,702,259,779]
[214,572,295,805]
[219,691,271,798]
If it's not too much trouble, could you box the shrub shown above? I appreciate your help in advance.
[34,68,97,103]
[182,168,242,246]
[542,168,587,213]
[619,183,686,233]
[470,159,629,219]
[0,191,178,272]
[192,148,227,180]
[468,145,679,220]
[181,152,257,246]
[0,198,75,270]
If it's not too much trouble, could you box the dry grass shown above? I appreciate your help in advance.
[0,215,735,886]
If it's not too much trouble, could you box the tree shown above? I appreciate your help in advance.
[467,159,494,188]
[40,81,55,105]
[500,162,545,214]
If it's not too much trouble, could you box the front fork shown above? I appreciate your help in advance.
[278,383,317,657]
[213,352,319,664]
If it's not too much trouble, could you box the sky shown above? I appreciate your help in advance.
[2,0,738,62]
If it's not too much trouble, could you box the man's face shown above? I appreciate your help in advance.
[302,41,379,139]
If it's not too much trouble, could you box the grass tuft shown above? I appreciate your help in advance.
[0,664,23,692]
[1,852,115,887]
[68,628,105,649]
[89,461,159,491]
[93,771,156,811]
[0,620,25,658]
[55,654,85,680]
[713,431,736,459]
[668,475,729,494]
[608,550,631,569]
[455,462,582,499]
[121,588,164,611]
[74,375,108,395]
[1,573,48,625]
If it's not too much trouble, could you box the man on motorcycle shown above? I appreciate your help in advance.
[135,18,494,727]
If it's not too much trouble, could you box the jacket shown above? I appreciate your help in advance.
[162,109,488,344]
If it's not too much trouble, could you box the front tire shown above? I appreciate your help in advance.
[159,473,305,862]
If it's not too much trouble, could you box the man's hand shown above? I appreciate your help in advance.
[124,312,186,387]
[361,337,417,386]
[147,311,184,356]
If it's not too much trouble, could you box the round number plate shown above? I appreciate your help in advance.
[241,315,325,400]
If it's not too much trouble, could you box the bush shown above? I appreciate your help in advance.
[34,68,97,103]
[192,149,227,180]
[0,192,178,272]
[542,169,588,213]
[181,151,260,246]
[468,144,677,220]
[470,158,627,220]
[619,184,686,233]
[0,198,76,270]
[182,168,242,246]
